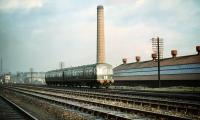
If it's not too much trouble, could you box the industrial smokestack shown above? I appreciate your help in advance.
[122,58,127,64]
[196,46,200,55]
[152,53,157,61]
[0,57,2,74]
[136,56,140,62]
[97,5,105,64]
[171,50,177,58]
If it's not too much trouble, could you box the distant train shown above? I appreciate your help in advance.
[45,63,114,88]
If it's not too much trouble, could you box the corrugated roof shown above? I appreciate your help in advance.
[114,54,200,71]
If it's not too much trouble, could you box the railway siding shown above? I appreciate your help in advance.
[0,95,38,120]
[9,88,142,120]
[8,86,199,119]
[13,85,200,117]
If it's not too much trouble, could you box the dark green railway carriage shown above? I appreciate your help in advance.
[45,63,113,88]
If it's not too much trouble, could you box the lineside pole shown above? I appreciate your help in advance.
[1,57,2,74]
[157,37,161,88]
[30,68,33,84]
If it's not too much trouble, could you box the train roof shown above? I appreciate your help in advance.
[114,54,200,71]
[63,64,96,70]
[46,63,112,73]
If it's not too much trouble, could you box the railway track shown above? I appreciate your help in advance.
[102,89,200,102]
[14,85,200,116]
[0,95,38,120]
[49,86,200,102]
[15,84,200,100]
[8,87,144,120]
[6,85,200,120]
[15,84,200,102]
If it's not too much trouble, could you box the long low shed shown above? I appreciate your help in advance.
[113,52,200,87]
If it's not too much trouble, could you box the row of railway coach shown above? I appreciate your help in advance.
[45,63,113,88]
[113,47,200,87]
[45,5,114,88]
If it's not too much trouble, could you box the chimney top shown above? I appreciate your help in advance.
[171,50,177,58]
[136,56,140,62]
[196,46,200,55]
[152,53,157,61]
[122,58,127,64]
[97,5,103,9]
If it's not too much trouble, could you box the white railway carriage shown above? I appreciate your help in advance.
[45,63,113,88]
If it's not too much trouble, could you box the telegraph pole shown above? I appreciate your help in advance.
[59,62,64,70]
[157,37,161,88]
[59,61,64,82]
[152,37,163,88]
[30,68,33,84]
[1,57,2,74]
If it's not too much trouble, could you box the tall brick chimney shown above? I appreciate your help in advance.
[196,46,200,55]
[171,50,177,58]
[136,56,140,62]
[122,58,127,64]
[152,53,157,61]
[97,5,105,63]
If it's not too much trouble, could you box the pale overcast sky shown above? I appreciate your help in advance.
[0,0,200,73]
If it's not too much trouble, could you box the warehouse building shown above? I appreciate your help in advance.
[14,72,45,84]
[113,46,200,87]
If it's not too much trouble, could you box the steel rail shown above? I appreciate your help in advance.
[13,85,200,116]
[9,86,194,120]
[0,95,38,120]
[8,88,142,120]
